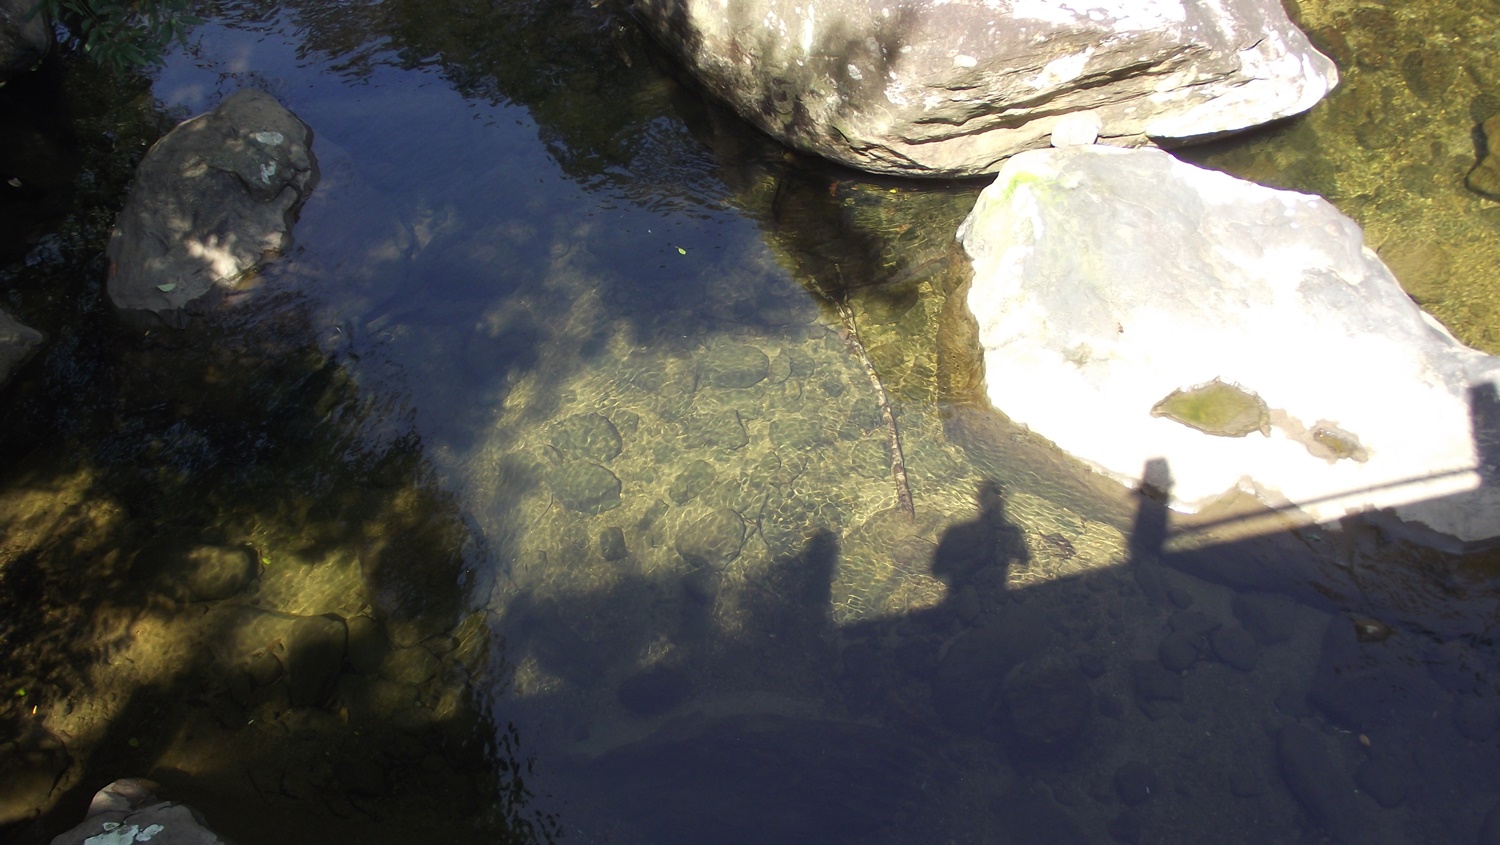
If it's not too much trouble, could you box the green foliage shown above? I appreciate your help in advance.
[26,0,203,71]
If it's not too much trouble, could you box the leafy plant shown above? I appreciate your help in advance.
[26,0,203,71]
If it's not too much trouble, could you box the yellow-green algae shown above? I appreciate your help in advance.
[1150,378,1271,437]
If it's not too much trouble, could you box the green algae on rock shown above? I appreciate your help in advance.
[1150,379,1270,437]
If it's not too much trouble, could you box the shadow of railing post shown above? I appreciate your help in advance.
[1128,457,1174,606]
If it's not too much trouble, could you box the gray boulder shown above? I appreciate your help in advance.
[959,145,1500,549]
[50,779,232,845]
[0,306,42,388]
[106,89,317,323]
[0,0,49,82]
[628,0,1337,176]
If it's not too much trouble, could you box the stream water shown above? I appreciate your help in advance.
[2,1,1499,843]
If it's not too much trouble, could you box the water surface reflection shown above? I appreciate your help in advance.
[2,1,1499,844]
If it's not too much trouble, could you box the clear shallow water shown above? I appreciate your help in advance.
[1,1,1499,843]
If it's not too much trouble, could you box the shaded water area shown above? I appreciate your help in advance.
[2,0,1500,843]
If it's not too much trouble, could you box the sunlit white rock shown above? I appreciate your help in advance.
[959,145,1500,548]
[628,0,1338,176]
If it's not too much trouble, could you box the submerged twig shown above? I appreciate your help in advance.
[831,297,916,520]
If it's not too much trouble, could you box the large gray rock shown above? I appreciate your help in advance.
[959,145,1500,549]
[106,89,317,322]
[0,306,43,388]
[629,0,1337,177]
[51,779,232,845]
[0,0,49,82]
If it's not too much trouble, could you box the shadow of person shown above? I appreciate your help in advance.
[932,479,1029,594]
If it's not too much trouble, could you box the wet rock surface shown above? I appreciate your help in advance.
[0,306,43,389]
[106,89,317,322]
[1468,115,1500,200]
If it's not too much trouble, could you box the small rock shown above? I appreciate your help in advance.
[136,541,261,602]
[685,409,748,450]
[1157,631,1201,671]
[1114,761,1158,805]
[1210,627,1260,671]
[545,459,621,514]
[599,526,629,561]
[700,343,769,388]
[344,615,389,675]
[0,307,44,389]
[669,459,716,504]
[551,413,622,463]
[1466,115,1500,200]
[675,509,746,570]
[1001,662,1093,754]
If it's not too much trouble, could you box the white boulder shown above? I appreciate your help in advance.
[959,145,1500,549]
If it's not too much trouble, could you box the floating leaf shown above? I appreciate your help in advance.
[676,247,686,255]
[156,283,176,292]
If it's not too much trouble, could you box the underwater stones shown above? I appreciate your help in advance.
[550,413,622,463]
[1151,379,1269,437]
[1275,725,1377,844]
[960,145,1500,547]
[107,89,318,323]
[628,0,1335,177]
[1209,626,1260,671]
[545,458,622,514]
[769,417,830,450]
[599,526,629,561]
[674,509,745,570]
[1001,662,1093,754]
[1468,115,1500,201]
[699,342,769,389]
[135,541,261,602]
[48,780,234,845]
[669,460,716,504]
[683,409,748,451]
[0,307,43,389]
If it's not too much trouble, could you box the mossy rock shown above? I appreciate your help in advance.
[1150,379,1269,437]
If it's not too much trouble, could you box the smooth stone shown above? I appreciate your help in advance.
[669,459,716,504]
[700,343,769,389]
[1210,626,1260,671]
[551,413,622,463]
[344,615,389,675]
[628,0,1336,176]
[135,541,261,602]
[107,90,318,322]
[0,307,44,389]
[1157,631,1201,671]
[545,459,622,514]
[599,526,629,561]
[1001,663,1093,754]
[960,145,1500,548]
[684,409,748,450]
[769,417,830,449]
[1466,115,1500,200]
[1114,761,1159,805]
[675,509,746,570]
[1276,724,1376,844]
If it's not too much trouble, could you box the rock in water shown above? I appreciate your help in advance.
[106,89,318,323]
[959,145,1500,549]
[627,0,1336,177]
[1468,115,1500,201]
[0,307,43,389]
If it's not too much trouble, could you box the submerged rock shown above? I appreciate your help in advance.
[960,145,1500,548]
[49,779,233,845]
[551,412,623,463]
[545,458,622,514]
[1468,115,1500,201]
[0,306,43,389]
[675,508,746,570]
[106,89,318,323]
[628,0,1336,177]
